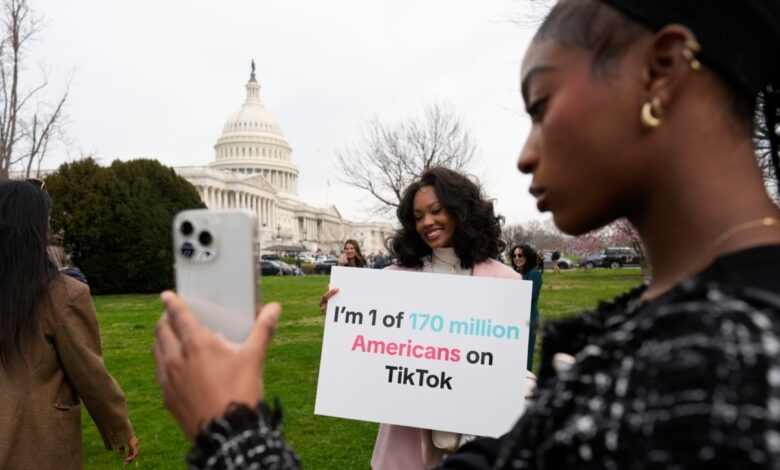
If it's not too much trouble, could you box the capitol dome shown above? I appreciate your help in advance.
[210,62,299,195]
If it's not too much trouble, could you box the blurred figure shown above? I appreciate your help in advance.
[0,180,138,469]
[337,239,367,268]
[47,243,89,285]
[550,249,561,272]
[373,251,385,269]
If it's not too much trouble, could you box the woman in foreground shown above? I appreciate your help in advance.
[154,0,780,467]
[0,180,138,469]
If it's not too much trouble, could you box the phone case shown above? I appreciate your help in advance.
[173,209,258,342]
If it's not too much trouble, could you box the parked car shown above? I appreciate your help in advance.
[580,247,641,269]
[602,247,640,268]
[260,260,282,276]
[314,258,339,275]
[580,253,606,269]
[542,252,572,270]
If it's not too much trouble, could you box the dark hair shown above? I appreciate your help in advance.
[343,239,366,268]
[536,0,780,199]
[510,244,539,275]
[536,1,649,76]
[0,180,58,368]
[387,167,505,269]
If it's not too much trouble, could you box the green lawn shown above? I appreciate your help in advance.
[83,269,643,469]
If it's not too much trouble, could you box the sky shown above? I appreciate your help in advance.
[30,0,547,225]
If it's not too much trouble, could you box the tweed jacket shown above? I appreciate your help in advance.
[0,274,134,470]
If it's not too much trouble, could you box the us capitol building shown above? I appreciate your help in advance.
[174,65,393,255]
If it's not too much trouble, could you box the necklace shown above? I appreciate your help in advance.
[642,216,780,301]
[432,253,459,273]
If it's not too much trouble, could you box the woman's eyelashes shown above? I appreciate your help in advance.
[526,96,549,123]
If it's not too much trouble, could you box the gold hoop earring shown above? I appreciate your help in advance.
[681,39,702,70]
[641,98,663,129]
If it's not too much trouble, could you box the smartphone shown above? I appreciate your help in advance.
[173,209,258,342]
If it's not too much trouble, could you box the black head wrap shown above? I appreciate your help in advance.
[598,0,780,99]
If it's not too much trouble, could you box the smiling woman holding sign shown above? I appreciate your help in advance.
[320,167,522,469]
[371,167,522,469]
[155,0,780,468]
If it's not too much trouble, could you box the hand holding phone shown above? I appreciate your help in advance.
[154,291,281,439]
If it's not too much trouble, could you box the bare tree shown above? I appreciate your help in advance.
[336,101,478,214]
[502,219,568,253]
[0,0,67,180]
[502,223,527,248]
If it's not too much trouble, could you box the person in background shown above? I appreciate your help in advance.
[509,244,543,370]
[0,180,138,469]
[47,242,89,285]
[550,248,561,272]
[373,251,385,269]
[337,239,367,268]
[153,0,780,468]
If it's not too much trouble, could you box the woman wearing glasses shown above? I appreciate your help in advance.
[0,180,139,469]
[509,244,542,370]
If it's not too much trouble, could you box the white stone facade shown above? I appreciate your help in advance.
[175,66,394,255]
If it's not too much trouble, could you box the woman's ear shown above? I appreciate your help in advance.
[641,25,701,109]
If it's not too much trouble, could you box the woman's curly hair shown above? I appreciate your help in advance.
[386,167,505,269]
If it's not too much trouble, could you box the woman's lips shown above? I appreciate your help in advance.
[529,186,548,211]
[425,228,442,240]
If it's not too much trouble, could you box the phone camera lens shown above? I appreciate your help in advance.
[199,231,213,246]
[181,242,195,258]
[180,221,194,236]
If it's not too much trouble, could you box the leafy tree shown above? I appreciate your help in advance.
[46,158,204,294]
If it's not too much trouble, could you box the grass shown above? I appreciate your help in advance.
[83,269,643,469]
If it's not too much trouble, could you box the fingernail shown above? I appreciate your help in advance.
[160,291,173,305]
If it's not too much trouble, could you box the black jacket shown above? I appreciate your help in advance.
[188,245,780,470]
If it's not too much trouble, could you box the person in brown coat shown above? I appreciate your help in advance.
[0,180,139,469]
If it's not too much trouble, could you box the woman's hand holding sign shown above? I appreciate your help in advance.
[319,287,339,314]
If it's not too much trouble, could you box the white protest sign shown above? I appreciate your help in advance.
[314,266,532,437]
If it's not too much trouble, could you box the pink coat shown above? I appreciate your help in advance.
[371,259,520,470]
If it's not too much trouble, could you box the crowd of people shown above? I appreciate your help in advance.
[3,0,780,468]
